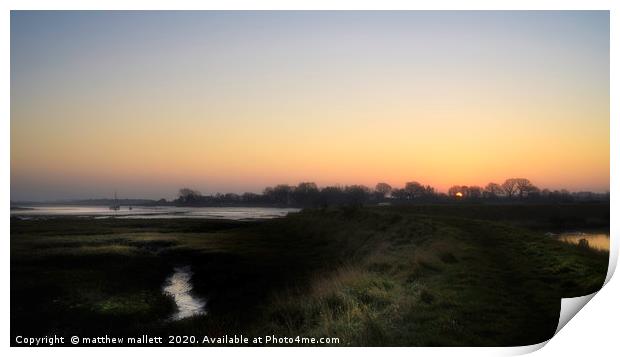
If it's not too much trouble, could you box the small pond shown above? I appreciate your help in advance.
[162,266,207,320]
[554,232,610,252]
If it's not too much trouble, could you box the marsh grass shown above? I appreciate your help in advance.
[10,204,608,346]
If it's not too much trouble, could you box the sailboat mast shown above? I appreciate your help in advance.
[110,191,120,211]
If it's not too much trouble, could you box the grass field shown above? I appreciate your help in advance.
[10,203,609,346]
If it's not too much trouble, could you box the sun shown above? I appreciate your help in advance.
[455,192,463,198]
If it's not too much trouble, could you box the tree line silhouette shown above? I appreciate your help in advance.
[174,178,608,207]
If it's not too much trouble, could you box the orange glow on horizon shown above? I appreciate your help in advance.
[10,12,610,200]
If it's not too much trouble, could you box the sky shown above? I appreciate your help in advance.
[11,11,609,200]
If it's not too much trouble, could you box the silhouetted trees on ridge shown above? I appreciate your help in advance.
[174,177,608,207]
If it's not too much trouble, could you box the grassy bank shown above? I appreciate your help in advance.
[11,204,609,346]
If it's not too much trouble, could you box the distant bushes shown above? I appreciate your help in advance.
[174,178,608,208]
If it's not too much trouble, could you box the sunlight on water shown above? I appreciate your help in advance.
[557,232,610,252]
[162,266,206,320]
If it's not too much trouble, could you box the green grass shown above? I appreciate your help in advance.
[10,204,609,346]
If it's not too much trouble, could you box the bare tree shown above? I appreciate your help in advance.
[264,184,293,204]
[375,182,392,198]
[448,185,464,198]
[293,182,320,206]
[502,179,518,198]
[468,186,483,199]
[404,181,426,199]
[514,178,537,198]
[391,188,407,200]
[320,186,345,206]
[178,188,202,204]
[345,185,371,206]
[484,182,504,198]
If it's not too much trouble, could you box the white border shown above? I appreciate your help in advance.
[2,1,617,356]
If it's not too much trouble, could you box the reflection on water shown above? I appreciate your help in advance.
[162,266,206,320]
[10,205,300,220]
[557,232,610,252]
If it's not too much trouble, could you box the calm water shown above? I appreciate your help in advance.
[162,266,206,320]
[556,232,610,252]
[10,205,300,220]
